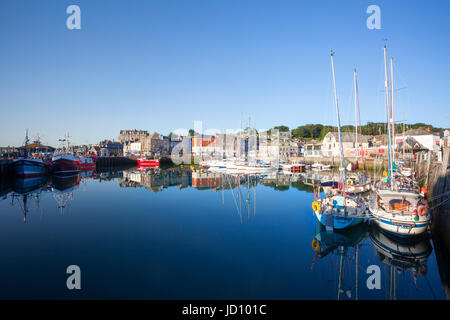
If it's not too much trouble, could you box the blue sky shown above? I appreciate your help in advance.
[0,0,449,146]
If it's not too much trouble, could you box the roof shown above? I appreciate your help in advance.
[18,143,55,150]
[404,129,435,136]
[396,137,427,151]
[325,132,371,143]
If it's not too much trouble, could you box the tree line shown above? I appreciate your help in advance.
[273,122,442,141]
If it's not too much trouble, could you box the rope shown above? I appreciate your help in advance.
[428,190,450,202]
[429,197,450,211]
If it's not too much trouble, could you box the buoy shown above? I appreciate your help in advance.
[414,215,419,222]
[383,171,388,178]
[311,239,320,251]
[312,201,320,212]
[346,179,353,185]
[420,187,428,194]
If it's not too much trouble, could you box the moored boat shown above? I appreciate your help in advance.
[137,156,160,167]
[369,189,430,236]
[78,155,97,170]
[52,138,80,176]
[13,158,49,178]
[368,46,431,237]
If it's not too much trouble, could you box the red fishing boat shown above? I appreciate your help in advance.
[78,155,97,170]
[52,139,80,176]
[137,156,159,167]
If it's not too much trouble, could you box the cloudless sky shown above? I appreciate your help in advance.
[0,0,449,146]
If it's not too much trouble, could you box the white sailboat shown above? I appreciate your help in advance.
[369,46,431,237]
[312,51,367,230]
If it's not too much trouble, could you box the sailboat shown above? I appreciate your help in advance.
[312,51,367,230]
[368,46,431,237]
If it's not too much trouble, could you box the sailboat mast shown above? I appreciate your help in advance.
[390,57,395,174]
[354,69,359,159]
[383,46,392,187]
[330,51,346,178]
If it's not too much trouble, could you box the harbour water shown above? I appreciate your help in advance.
[0,167,446,299]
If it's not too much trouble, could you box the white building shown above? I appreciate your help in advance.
[123,142,142,156]
[395,129,440,153]
[303,143,322,157]
[322,132,370,157]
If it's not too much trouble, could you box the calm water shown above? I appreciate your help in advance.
[0,167,447,300]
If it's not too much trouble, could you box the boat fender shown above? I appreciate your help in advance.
[419,264,428,276]
[311,239,320,251]
[418,205,427,216]
[312,201,320,212]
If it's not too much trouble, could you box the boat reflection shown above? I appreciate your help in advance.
[9,176,49,222]
[369,224,432,299]
[51,173,81,213]
[311,222,369,300]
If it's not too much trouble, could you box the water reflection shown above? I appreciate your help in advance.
[51,174,81,213]
[370,224,433,299]
[0,167,447,299]
[10,176,49,222]
[311,222,369,300]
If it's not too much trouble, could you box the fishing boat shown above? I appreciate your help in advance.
[137,155,160,167]
[369,46,431,237]
[13,157,49,178]
[311,51,367,230]
[78,155,97,170]
[13,131,50,177]
[52,138,80,176]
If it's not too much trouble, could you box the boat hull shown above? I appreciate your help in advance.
[52,158,80,176]
[137,159,160,167]
[369,205,430,237]
[13,159,49,178]
[314,211,364,229]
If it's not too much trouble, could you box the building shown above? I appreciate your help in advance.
[395,129,440,153]
[123,142,142,156]
[118,129,149,144]
[303,143,322,157]
[148,132,170,156]
[99,140,123,156]
[321,132,371,157]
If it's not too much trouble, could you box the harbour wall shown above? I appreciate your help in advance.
[96,156,137,168]
[428,147,450,299]
[0,159,13,178]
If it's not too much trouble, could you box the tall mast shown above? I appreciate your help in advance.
[330,51,346,179]
[383,46,392,187]
[403,112,406,158]
[354,69,359,160]
[390,57,395,172]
